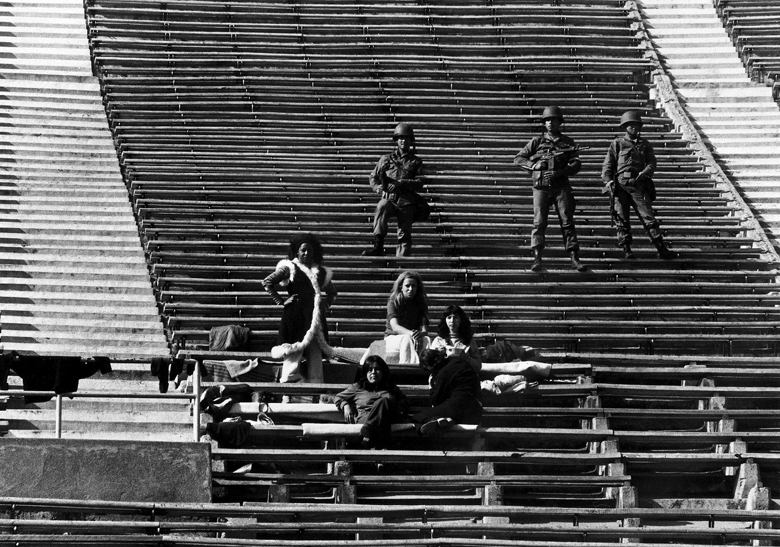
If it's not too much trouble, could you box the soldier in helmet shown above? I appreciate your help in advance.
[362,123,426,257]
[602,110,677,260]
[514,106,586,272]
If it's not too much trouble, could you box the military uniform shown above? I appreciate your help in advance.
[514,106,586,272]
[363,123,425,258]
[601,111,676,259]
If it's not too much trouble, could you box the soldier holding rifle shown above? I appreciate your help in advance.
[514,106,588,272]
[363,123,427,258]
[601,111,677,260]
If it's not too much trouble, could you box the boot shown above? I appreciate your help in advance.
[397,239,412,257]
[570,250,587,272]
[654,239,677,260]
[530,248,543,272]
[622,245,635,260]
[362,235,385,256]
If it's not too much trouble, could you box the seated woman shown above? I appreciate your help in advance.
[413,349,483,436]
[430,305,482,372]
[334,356,409,448]
[383,270,430,364]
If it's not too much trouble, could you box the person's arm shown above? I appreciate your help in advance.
[398,158,424,192]
[369,156,391,194]
[465,340,483,372]
[513,138,540,171]
[321,278,337,310]
[601,141,617,191]
[334,383,360,423]
[430,336,448,352]
[636,141,657,182]
[561,144,581,178]
[262,266,290,305]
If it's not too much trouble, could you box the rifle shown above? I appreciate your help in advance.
[517,145,590,172]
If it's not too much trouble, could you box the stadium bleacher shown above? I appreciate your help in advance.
[2,0,780,545]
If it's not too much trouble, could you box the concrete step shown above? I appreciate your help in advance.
[3,409,191,432]
[1,341,171,359]
[5,430,193,441]
[2,304,165,322]
[2,328,169,346]
[0,277,153,293]
[2,314,164,333]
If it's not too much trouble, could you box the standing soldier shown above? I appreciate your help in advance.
[362,123,426,258]
[514,106,587,272]
[601,111,677,260]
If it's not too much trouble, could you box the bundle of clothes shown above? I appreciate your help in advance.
[1,351,112,403]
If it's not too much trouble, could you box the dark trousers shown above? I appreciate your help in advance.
[373,199,415,252]
[360,396,403,448]
[413,396,483,432]
[531,185,579,252]
[613,183,662,247]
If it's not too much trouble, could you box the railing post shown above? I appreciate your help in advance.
[192,361,201,442]
[55,395,63,439]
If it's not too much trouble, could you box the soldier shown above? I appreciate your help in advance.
[601,111,677,260]
[514,106,586,272]
[362,123,426,258]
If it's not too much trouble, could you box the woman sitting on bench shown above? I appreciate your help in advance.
[414,349,483,436]
[383,270,430,364]
[334,356,409,448]
[430,305,482,372]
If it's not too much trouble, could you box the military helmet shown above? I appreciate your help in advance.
[620,110,643,127]
[392,122,415,140]
[540,106,564,122]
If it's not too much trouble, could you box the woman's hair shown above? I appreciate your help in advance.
[388,270,428,313]
[436,305,473,344]
[358,355,393,390]
[287,233,324,264]
[419,348,446,374]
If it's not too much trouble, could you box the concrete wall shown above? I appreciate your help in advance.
[0,439,211,503]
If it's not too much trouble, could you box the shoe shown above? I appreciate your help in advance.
[420,417,454,436]
[623,246,635,260]
[656,243,678,260]
[570,252,587,272]
[362,246,384,256]
[362,236,385,256]
[530,249,543,272]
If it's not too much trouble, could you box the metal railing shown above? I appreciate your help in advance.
[0,361,202,442]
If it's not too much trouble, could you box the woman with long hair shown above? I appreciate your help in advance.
[334,356,409,448]
[430,305,482,372]
[384,270,430,364]
[262,233,337,386]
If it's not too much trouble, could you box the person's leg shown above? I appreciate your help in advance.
[279,348,304,384]
[363,199,395,255]
[531,188,551,270]
[555,186,585,271]
[630,187,677,259]
[613,185,633,253]
[304,343,323,384]
[396,204,415,257]
[361,396,397,447]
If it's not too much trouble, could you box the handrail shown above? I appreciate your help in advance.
[0,362,202,442]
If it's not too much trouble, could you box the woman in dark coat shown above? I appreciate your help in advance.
[262,234,337,385]
[414,349,483,436]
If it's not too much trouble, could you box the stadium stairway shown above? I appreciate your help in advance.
[639,0,780,252]
[0,0,169,360]
[2,0,780,544]
[85,0,780,362]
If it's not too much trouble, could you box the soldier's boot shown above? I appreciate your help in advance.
[654,238,677,260]
[570,250,587,272]
[530,248,543,272]
[362,236,385,256]
[397,238,412,257]
[622,245,635,260]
